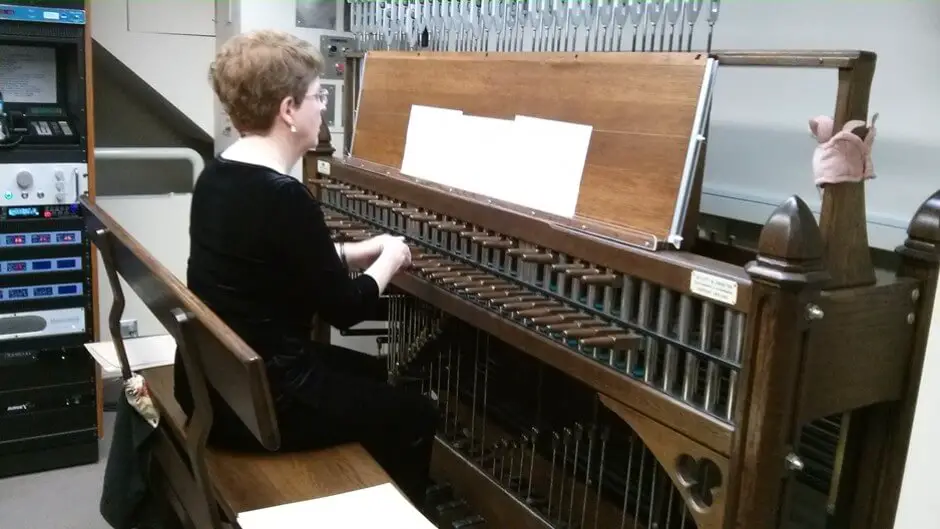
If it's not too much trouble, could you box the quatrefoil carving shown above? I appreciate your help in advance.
[675,454,723,511]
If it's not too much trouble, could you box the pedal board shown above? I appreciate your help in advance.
[424,482,487,529]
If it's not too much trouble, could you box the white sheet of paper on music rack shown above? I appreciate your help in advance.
[450,114,518,198]
[400,106,593,218]
[235,483,436,529]
[510,115,593,218]
[400,105,464,186]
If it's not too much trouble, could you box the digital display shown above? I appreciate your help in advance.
[8,288,28,299]
[0,2,85,24]
[0,230,81,248]
[26,107,63,116]
[5,0,84,10]
[0,282,82,301]
[7,207,40,218]
[0,258,79,275]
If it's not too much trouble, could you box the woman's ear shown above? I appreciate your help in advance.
[278,95,297,128]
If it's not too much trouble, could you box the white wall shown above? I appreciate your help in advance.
[90,0,216,135]
[94,195,191,341]
[896,292,940,529]
[214,0,348,159]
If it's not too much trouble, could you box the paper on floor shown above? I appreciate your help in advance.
[84,334,177,375]
[235,483,436,529]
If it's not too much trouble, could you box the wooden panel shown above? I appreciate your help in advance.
[352,52,706,241]
[799,277,918,423]
[144,366,391,518]
[86,0,104,438]
[83,198,280,450]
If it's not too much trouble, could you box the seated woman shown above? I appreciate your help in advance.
[173,29,439,504]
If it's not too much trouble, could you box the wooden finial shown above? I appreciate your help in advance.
[897,189,940,262]
[313,119,335,158]
[731,195,829,529]
[746,195,829,288]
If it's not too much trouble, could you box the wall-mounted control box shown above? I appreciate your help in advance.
[319,35,355,80]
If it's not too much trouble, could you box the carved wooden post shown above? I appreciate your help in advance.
[314,118,336,159]
[825,191,940,529]
[305,119,335,190]
[817,52,877,289]
[864,190,940,528]
[726,196,829,529]
[307,119,335,345]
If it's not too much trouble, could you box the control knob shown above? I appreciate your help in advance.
[55,192,66,203]
[54,170,65,181]
[15,171,33,189]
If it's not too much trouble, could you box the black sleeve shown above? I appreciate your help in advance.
[274,180,380,330]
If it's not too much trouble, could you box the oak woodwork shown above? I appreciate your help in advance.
[834,191,940,529]
[799,275,919,423]
[600,394,729,529]
[313,47,937,529]
[308,120,336,345]
[81,197,394,528]
[726,197,829,529]
[327,160,753,312]
[83,0,104,440]
[144,366,390,519]
[817,52,877,290]
[351,52,708,244]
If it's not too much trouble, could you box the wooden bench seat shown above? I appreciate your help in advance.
[142,365,390,518]
[82,196,395,528]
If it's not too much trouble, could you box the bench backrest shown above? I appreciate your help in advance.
[81,197,280,525]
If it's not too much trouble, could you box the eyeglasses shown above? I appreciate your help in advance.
[306,89,329,105]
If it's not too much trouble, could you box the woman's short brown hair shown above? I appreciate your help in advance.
[211,30,324,134]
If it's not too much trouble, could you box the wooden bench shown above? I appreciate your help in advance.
[81,197,391,528]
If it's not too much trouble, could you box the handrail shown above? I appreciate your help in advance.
[94,147,205,191]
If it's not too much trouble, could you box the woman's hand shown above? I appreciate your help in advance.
[372,234,406,253]
[380,237,412,272]
[361,236,412,293]
[339,234,405,269]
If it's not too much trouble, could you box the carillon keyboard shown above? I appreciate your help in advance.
[313,177,745,425]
